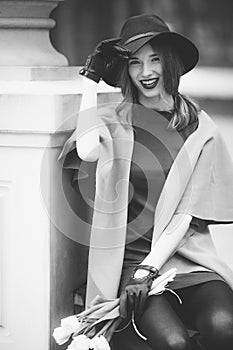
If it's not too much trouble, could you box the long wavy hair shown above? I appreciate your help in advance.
[116,38,200,131]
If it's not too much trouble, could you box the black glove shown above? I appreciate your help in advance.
[119,265,159,320]
[79,38,130,83]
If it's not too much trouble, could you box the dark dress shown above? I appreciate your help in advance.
[117,105,223,295]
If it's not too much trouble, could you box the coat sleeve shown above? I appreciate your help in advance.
[176,131,233,227]
[57,128,97,187]
[57,105,114,189]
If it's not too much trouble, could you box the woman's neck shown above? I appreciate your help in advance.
[138,93,174,112]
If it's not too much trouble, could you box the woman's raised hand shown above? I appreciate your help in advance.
[79,38,130,83]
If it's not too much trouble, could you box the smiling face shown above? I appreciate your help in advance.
[128,43,172,109]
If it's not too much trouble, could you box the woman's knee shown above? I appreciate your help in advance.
[167,333,191,350]
[200,310,233,348]
[140,295,192,350]
[149,332,191,350]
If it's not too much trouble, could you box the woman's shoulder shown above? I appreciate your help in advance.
[192,110,228,158]
[97,103,119,122]
[97,102,133,137]
[179,109,221,153]
[197,109,219,137]
[97,101,133,124]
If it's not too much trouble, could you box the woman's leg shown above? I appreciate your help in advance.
[111,293,191,350]
[114,266,191,350]
[135,293,191,350]
[110,320,152,350]
[178,280,233,350]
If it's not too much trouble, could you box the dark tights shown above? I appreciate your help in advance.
[111,281,233,350]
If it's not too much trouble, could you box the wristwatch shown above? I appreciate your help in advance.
[132,265,159,281]
[133,269,151,279]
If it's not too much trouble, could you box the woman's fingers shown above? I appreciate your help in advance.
[120,285,150,320]
[119,290,136,319]
[119,291,128,319]
[100,39,130,59]
[137,289,148,317]
[112,45,130,58]
[100,38,121,46]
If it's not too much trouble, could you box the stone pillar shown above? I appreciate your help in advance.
[0,1,71,350]
[0,66,82,350]
[0,1,121,348]
[0,0,68,65]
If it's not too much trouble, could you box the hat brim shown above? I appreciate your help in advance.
[102,31,199,87]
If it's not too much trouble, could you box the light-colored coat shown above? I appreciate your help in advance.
[59,104,233,309]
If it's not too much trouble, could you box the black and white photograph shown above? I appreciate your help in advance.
[1,1,233,350]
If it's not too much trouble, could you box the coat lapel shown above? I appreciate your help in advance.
[151,111,216,247]
[86,118,135,306]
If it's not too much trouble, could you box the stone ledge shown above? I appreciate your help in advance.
[0,17,55,29]
[180,67,233,99]
[0,66,232,99]
[0,130,69,148]
[0,67,79,81]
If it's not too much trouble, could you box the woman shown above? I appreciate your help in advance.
[59,14,233,350]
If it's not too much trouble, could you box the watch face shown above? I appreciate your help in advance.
[134,269,150,279]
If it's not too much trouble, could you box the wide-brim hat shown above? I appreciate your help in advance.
[102,14,199,87]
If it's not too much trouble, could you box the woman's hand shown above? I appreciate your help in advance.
[119,265,159,319]
[79,38,130,83]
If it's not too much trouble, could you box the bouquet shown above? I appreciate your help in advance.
[53,268,181,350]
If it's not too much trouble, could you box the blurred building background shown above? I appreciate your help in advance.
[50,0,233,140]
[50,0,233,67]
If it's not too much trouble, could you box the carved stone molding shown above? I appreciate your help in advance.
[0,0,68,66]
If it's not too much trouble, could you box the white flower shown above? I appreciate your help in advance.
[149,268,177,296]
[61,316,82,333]
[67,335,90,350]
[89,336,110,350]
[53,326,71,345]
[53,316,82,345]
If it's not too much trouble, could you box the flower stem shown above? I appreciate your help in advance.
[104,318,123,342]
